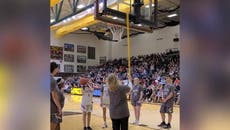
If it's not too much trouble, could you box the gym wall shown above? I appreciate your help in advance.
[50,31,110,72]
[109,25,180,58]
[51,25,179,72]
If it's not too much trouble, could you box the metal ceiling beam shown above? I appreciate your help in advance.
[68,0,80,12]
[73,0,80,12]
[68,0,74,10]
[154,0,158,27]
[51,3,94,26]
[52,0,179,37]
[165,0,179,6]
[55,0,64,21]
[95,15,153,32]
[149,0,153,21]
[51,7,55,17]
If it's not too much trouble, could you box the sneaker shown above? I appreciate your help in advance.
[87,126,93,130]
[135,121,140,126]
[163,123,171,129]
[132,121,137,125]
[83,127,87,130]
[158,121,166,127]
[102,124,108,128]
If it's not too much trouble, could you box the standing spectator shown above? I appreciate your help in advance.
[107,74,130,130]
[130,77,143,125]
[158,77,175,129]
[174,77,180,105]
[57,78,65,106]
[100,78,110,128]
[55,78,66,130]
[50,62,62,130]
[150,83,157,103]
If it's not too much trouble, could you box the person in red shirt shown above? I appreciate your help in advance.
[174,77,180,87]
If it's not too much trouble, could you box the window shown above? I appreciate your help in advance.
[88,46,95,59]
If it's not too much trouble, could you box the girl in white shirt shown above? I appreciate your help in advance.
[81,79,94,130]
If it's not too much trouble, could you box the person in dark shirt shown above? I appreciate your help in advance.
[55,78,65,130]
[50,62,62,130]
[107,74,130,130]
[57,78,65,109]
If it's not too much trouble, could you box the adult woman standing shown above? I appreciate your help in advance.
[107,74,130,130]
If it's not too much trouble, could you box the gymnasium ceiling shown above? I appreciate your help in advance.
[50,0,180,41]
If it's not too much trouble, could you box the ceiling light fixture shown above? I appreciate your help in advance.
[112,17,118,19]
[81,27,89,31]
[87,8,91,12]
[167,13,178,18]
[77,4,85,9]
[145,4,155,8]
[67,18,71,21]
[50,19,55,23]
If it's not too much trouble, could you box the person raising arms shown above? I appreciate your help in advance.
[107,74,130,130]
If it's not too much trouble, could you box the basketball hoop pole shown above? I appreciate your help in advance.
[126,12,131,76]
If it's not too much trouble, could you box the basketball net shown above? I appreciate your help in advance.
[108,24,124,42]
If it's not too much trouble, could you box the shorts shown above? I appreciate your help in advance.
[50,113,62,123]
[81,104,93,113]
[160,102,173,113]
[131,100,142,106]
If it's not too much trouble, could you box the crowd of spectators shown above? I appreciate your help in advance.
[65,50,180,104]
[88,50,179,85]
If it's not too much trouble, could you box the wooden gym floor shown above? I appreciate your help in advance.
[61,94,180,130]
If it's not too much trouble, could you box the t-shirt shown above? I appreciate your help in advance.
[101,84,110,104]
[109,85,130,119]
[57,89,65,109]
[82,86,93,106]
[174,79,180,86]
[50,75,59,114]
[162,84,174,105]
[131,85,143,102]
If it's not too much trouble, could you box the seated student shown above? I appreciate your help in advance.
[145,86,153,102]
[156,85,163,103]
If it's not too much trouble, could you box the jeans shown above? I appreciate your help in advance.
[111,116,129,130]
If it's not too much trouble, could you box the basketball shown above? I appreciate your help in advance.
[79,77,89,85]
